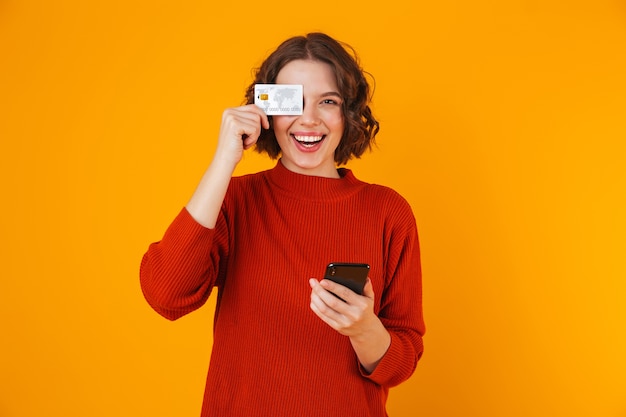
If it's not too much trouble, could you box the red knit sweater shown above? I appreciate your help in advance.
[140,161,425,417]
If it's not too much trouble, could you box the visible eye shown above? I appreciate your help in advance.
[322,98,340,105]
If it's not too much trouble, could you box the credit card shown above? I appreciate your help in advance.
[254,84,303,115]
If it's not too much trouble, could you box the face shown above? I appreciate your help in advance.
[273,59,344,178]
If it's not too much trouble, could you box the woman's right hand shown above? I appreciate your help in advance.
[214,104,270,166]
[185,105,269,229]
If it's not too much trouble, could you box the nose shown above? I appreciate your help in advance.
[298,101,321,126]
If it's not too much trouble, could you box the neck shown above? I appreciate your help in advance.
[279,159,340,179]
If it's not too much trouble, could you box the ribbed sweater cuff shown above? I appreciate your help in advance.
[361,332,416,387]
[164,207,215,246]
[158,207,218,273]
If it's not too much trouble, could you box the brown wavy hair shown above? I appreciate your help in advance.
[244,32,379,165]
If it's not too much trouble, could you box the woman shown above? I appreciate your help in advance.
[140,32,425,417]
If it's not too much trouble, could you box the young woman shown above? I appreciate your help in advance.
[140,32,425,417]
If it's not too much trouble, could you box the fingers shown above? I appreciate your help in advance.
[318,278,373,304]
[229,104,270,131]
[222,106,266,140]
[310,278,347,309]
[309,278,374,335]
[216,105,270,161]
[320,279,358,304]
[309,279,348,329]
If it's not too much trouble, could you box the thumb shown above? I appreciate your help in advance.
[362,277,375,300]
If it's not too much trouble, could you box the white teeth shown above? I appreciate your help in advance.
[293,135,323,143]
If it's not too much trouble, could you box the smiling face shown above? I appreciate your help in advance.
[272,59,345,178]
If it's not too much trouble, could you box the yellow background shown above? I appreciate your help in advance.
[1,0,625,416]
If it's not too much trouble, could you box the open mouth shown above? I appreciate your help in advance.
[292,134,325,148]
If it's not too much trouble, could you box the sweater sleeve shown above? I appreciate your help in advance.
[139,207,228,321]
[362,197,425,387]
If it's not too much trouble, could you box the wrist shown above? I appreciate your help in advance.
[211,149,240,172]
[349,319,391,373]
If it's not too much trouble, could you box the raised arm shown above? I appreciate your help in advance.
[140,104,269,319]
[186,105,269,228]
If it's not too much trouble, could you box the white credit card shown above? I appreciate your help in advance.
[254,84,303,115]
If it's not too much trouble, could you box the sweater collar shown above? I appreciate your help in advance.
[266,159,365,202]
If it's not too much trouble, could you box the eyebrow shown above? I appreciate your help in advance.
[319,91,342,99]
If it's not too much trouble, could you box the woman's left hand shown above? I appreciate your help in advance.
[309,277,391,372]
[308,277,378,337]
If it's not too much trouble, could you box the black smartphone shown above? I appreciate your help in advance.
[324,262,370,295]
